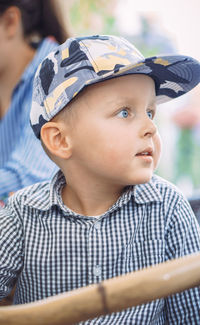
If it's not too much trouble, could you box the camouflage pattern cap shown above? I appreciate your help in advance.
[30,35,200,139]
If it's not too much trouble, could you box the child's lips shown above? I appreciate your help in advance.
[136,147,153,157]
[135,147,153,163]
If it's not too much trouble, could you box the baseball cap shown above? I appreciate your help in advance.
[30,35,200,139]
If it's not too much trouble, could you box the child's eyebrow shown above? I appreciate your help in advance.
[149,99,157,107]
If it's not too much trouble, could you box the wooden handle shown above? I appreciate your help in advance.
[0,253,200,325]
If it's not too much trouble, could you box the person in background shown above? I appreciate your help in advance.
[0,0,69,205]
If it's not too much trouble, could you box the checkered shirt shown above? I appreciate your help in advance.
[0,170,200,324]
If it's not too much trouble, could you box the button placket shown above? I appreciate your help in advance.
[87,221,94,285]
[94,221,101,230]
[93,265,101,277]
[88,219,104,283]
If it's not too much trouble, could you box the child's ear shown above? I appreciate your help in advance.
[41,122,72,159]
[1,6,22,38]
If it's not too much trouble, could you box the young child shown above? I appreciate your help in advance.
[0,35,200,324]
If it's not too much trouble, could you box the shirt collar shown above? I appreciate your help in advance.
[134,175,163,204]
[25,170,162,214]
[49,171,135,217]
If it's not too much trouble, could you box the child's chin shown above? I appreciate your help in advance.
[133,174,153,185]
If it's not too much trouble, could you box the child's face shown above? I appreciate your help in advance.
[64,74,159,187]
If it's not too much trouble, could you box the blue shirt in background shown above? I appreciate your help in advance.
[0,38,58,202]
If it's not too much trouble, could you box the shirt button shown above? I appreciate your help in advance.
[93,265,101,276]
[94,222,101,230]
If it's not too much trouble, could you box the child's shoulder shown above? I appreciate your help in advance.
[151,174,183,194]
[8,180,51,210]
[139,174,194,225]
[145,173,187,205]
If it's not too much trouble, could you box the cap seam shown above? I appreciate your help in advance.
[80,39,100,79]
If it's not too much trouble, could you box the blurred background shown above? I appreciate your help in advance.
[59,0,200,202]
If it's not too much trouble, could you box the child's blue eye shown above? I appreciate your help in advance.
[117,109,129,118]
[147,110,153,119]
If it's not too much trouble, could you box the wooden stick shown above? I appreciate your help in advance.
[0,253,200,325]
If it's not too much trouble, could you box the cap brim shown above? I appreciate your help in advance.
[85,55,200,105]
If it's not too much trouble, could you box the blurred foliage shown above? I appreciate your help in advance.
[175,128,200,190]
[69,0,118,35]
[127,15,176,57]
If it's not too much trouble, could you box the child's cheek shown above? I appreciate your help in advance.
[153,133,162,170]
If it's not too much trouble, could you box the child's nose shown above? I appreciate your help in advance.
[140,117,157,138]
